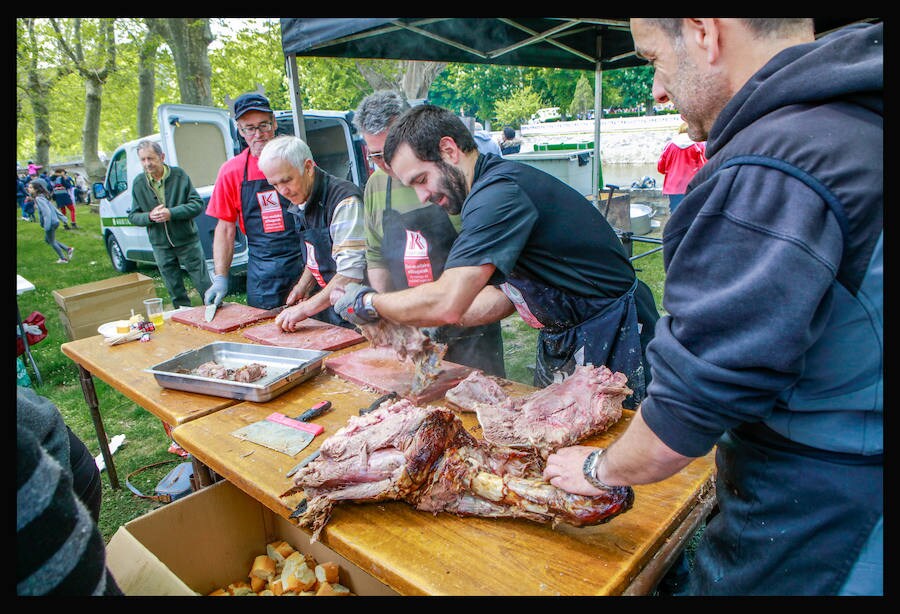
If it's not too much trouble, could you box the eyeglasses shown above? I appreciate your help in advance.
[239,121,274,136]
[367,151,384,162]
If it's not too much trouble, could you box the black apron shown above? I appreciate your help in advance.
[290,169,353,329]
[239,153,301,309]
[382,177,505,377]
[501,272,647,407]
[688,424,883,595]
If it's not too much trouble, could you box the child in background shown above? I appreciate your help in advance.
[29,178,74,264]
[657,122,707,214]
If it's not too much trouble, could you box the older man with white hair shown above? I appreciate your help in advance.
[257,135,366,330]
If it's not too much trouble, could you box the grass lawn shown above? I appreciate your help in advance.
[16,205,666,543]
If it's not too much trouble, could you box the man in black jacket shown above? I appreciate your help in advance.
[129,140,211,308]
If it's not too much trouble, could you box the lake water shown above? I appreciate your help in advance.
[600,163,663,190]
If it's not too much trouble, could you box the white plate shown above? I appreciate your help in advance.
[98,321,130,339]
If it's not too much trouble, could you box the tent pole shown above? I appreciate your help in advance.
[285,54,307,142]
[593,33,604,205]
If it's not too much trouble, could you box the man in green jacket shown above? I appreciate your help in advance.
[129,140,211,308]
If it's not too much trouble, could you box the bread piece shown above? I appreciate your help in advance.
[314,561,340,585]
[250,575,266,592]
[250,554,276,580]
[281,551,318,592]
[266,539,295,567]
[258,589,274,596]
[316,581,352,596]
[228,581,254,596]
[268,575,284,596]
[208,588,229,596]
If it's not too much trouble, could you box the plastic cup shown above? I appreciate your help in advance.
[144,297,164,328]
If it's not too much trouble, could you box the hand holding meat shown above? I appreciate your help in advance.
[543,445,609,497]
[332,283,379,325]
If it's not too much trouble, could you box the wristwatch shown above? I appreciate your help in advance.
[360,292,379,321]
[582,448,616,490]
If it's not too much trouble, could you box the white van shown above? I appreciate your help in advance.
[93,104,370,285]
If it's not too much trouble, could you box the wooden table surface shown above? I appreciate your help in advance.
[60,321,256,426]
[173,369,716,596]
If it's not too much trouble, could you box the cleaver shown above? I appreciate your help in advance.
[230,400,331,456]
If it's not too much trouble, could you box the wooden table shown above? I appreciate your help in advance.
[60,321,263,489]
[173,369,716,596]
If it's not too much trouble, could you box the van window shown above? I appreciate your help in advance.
[106,149,129,198]
[172,122,230,187]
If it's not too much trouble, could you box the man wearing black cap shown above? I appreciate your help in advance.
[204,92,302,309]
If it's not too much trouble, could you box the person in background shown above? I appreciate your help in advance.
[128,140,211,308]
[27,160,41,177]
[257,135,366,329]
[544,18,882,596]
[472,122,502,156]
[17,172,32,221]
[656,122,706,214]
[17,387,122,596]
[498,125,522,155]
[29,178,74,264]
[338,104,659,407]
[50,168,77,229]
[205,93,299,310]
[352,90,505,376]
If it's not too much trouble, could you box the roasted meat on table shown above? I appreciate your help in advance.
[283,397,633,542]
[447,364,631,455]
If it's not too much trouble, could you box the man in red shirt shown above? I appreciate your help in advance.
[204,93,302,309]
[656,122,707,213]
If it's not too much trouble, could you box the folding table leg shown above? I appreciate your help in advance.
[76,364,121,490]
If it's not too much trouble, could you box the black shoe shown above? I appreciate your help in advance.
[72,223,78,228]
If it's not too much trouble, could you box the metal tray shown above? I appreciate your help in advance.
[145,342,329,402]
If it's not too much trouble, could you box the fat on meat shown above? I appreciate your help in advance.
[283,398,633,542]
[446,364,631,455]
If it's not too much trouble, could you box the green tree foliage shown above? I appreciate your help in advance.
[568,73,593,118]
[605,65,655,113]
[493,85,544,129]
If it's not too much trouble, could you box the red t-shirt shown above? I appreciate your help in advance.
[657,139,707,195]
[206,149,269,233]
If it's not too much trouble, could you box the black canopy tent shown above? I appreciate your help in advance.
[279,17,878,199]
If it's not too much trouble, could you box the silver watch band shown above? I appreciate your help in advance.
[582,448,615,490]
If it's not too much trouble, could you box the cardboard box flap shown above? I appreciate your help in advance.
[106,527,197,595]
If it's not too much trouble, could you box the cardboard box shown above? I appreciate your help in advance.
[52,273,157,340]
[106,479,398,596]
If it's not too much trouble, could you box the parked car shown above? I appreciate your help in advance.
[93,103,371,284]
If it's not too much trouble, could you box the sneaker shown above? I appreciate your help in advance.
[67,247,75,260]
[72,223,78,228]
[55,258,68,264]
[21,217,28,221]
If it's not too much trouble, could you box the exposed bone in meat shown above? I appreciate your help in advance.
[283,398,633,541]
[461,365,631,455]
[445,370,509,411]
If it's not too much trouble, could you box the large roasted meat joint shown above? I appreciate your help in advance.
[283,365,634,541]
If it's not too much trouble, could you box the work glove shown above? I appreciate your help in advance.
[334,283,379,326]
[204,274,228,306]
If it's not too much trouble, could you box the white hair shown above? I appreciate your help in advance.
[258,135,314,170]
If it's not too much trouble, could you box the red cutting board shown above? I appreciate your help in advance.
[170,303,274,333]
[325,346,474,404]
[242,320,365,351]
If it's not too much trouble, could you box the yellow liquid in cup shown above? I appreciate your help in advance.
[149,313,164,328]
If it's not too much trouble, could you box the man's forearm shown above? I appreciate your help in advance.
[372,265,495,328]
[212,220,235,276]
[366,266,393,294]
[602,408,695,486]
[458,285,516,327]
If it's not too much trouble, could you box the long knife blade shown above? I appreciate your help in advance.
[262,304,289,319]
[204,302,218,322]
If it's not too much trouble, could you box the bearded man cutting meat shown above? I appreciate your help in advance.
[335,105,659,408]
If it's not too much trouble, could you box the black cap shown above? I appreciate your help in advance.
[233,93,273,119]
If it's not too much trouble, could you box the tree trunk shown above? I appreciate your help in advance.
[21,19,53,168]
[137,30,159,137]
[400,60,445,100]
[148,18,213,106]
[82,79,106,182]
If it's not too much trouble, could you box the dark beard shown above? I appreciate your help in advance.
[435,159,469,215]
